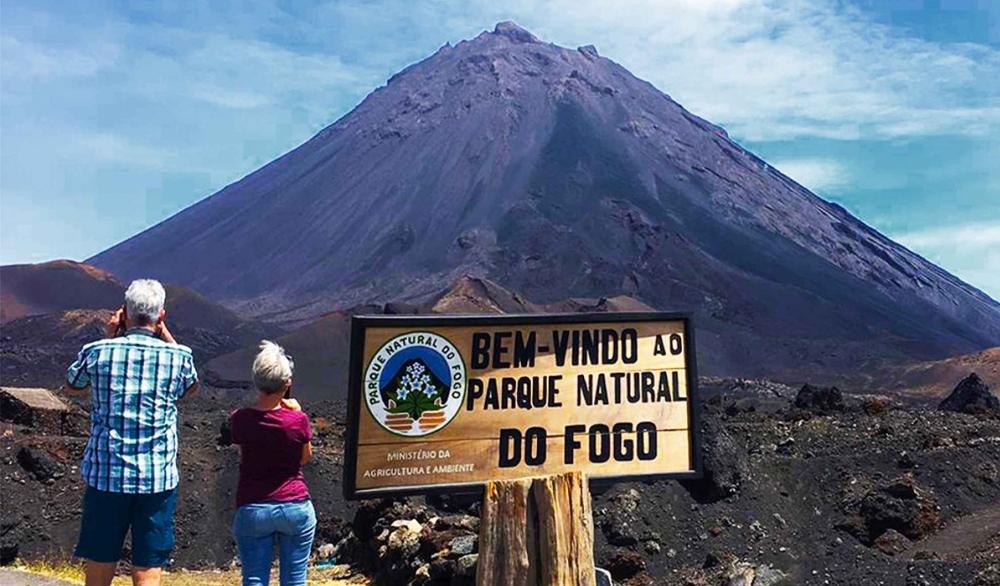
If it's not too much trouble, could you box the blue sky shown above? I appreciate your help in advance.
[1,0,998,297]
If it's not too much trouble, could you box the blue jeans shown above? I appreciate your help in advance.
[233,500,316,586]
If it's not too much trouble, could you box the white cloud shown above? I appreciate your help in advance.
[63,133,168,169]
[895,222,1000,250]
[125,33,365,116]
[0,35,120,80]
[475,0,1000,142]
[190,84,272,109]
[770,158,850,193]
[300,0,1000,142]
[894,221,1000,298]
[1,24,370,185]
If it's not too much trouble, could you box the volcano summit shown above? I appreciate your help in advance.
[90,22,1000,378]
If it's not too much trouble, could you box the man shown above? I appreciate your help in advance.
[64,279,198,586]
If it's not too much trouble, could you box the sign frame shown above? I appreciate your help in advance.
[343,311,702,500]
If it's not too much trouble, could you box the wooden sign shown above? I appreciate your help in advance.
[343,312,701,499]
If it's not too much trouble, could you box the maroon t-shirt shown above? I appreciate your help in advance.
[230,407,312,507]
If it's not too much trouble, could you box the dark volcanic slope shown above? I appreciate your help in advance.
[0,260,264,335]
[0,260,122,323]
[203,275,657,400]
[90,22,1000,376]
[0,261,278,387]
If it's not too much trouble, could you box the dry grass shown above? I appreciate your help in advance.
[12,560,365,585]
[12,560,84,582]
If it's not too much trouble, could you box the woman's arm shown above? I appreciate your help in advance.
[285,400,312,465]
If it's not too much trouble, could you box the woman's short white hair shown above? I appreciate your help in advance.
[253,340,294,394]
[124,279,166,325]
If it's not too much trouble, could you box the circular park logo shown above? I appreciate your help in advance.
[363,332,467,437]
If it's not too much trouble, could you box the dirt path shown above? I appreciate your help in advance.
[906,504,1000,560]
[0,569,77,586]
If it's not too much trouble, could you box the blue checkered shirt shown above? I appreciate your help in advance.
[67,329,198,494]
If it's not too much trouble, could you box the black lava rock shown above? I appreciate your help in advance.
[595,489,644,546]
[858,474,940,543]
[0,543,16,566]
[383,301,420,315]
[872,528,911,556]
[426,492,481,515]
[603,549,646,580]
[0,518,19,566]
[0,391,34,426]
[795,384,844,413]
[680,418,750,502]
[938,373,999,415]
[16,446,63,482]
[217,418,233,446]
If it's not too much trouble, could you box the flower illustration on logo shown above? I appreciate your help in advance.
[384,360,447,432]
[364,332,466,437]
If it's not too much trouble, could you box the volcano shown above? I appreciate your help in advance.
[90,22,1000,377]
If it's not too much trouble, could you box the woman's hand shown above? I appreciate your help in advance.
[281,398,302,411]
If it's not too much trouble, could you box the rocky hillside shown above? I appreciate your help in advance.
[0,260,277,388]
[203,275,658,400]
[0,261,122,324]
[3,378,999,585]
[872,348,1000,398]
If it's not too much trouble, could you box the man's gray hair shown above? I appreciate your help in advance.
[124,279,166,326]
[253,340,294,394]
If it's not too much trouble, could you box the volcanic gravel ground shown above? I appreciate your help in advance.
[2,389,999,585]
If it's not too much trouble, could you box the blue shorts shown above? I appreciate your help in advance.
[74,485,177,567]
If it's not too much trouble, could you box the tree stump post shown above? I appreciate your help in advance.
[476,471,596,586]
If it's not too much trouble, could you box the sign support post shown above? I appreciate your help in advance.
[477,471,596,586]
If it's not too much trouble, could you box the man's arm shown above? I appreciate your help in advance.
[176,350,199,400]
[181,381,199,398]
[65,347,92,397]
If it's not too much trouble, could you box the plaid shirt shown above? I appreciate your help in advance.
[67,329,198,494]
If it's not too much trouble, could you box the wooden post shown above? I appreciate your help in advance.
[533,473,596,586]
[477,472,596,586]
[477,477,535,585]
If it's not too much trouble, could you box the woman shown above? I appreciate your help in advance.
[230,341,315,586]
